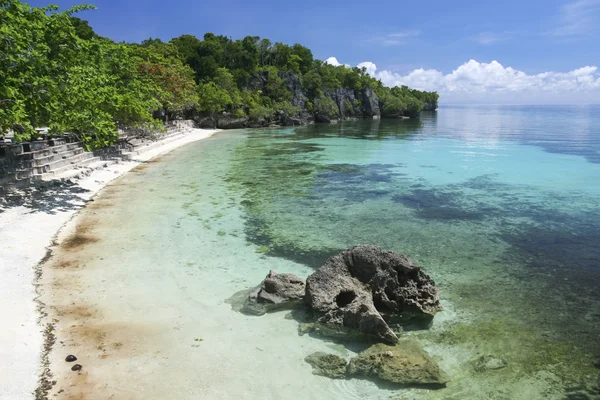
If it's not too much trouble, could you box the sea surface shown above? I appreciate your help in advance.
[43,105,600,399]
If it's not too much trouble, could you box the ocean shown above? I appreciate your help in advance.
[42,105,600,399]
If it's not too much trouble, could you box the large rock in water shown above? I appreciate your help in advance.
[227,270,306,316]
[305,246,441,343]
[347,341,449,386]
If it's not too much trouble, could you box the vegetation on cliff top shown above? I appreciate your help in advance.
[0,0,438,148]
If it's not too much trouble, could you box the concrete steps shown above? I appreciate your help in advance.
[23,147,85,168]
[40,158,112,182]
[0,120,198,192]
[32,151,96,174]
[39,153,100,176]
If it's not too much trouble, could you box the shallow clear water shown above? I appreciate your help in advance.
[45,105,600,399]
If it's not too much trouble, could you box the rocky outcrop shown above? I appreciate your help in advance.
[193,115,249,129]
[216,116,249,129]
[279,71,307,109]
[194,72,436,129]
[360,88,381,117]
[247,71,307,109]
[304,352,348,379]
[305,246,441,343]
[195,71,437,130]
[227,270,306,316]
[347,341,449,386]
[305,263,398,343]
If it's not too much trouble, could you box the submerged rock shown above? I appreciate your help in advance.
[304,352,348,379]
[473,355,507,372]
[347,341,449,386]
[305,246,441,343]
[227,270,305,316]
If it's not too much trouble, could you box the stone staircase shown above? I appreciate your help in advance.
[0,121,196,193]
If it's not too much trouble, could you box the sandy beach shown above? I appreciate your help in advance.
[0,128,218,400]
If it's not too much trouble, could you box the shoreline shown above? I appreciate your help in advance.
[0,128,218,400]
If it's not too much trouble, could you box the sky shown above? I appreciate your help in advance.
[29,0,600,104]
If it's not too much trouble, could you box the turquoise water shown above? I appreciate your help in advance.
[44,106,600,399]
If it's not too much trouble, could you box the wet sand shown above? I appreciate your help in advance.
[0,128,218,399]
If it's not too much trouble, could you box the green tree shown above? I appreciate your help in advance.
[213,67,242,108]
[313,96,339,121]
[197,81,232,116]
[263,68,291,102]
[137,56,198,122]
[302,70,323,98]
[70,16,99,40]
[291,43,313,74]
[0,1,170,147]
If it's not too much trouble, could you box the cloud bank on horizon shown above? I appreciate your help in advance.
[325,57,600,104]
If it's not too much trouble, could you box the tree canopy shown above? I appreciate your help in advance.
[0,0,195,147]
[1,0,439,147]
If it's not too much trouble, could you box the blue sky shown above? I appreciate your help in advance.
[30,0,600,103]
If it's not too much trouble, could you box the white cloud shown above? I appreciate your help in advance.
[325,57,342,66]
[471,31,514,45]
[355,59,600,104]
[324,57,350,68]
[387,30,421,38]
[370,31,421,46]
[551,0,600,37]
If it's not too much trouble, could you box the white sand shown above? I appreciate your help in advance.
[0,128,218,400]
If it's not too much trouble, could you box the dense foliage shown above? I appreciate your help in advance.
[1,0,438,147]
[0,0,195,147]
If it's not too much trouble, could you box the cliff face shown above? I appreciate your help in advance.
[194,71,435,129]
[422,101,438,112]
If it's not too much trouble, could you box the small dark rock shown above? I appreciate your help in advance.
[65,355,77,362]
[71,364,82,372]
[227,270,306,316]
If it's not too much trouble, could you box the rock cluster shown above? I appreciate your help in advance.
[304,340,449,386]
[230,246,447,387]
[230,246,441,342]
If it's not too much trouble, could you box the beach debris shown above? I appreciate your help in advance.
[71,364,83,372]
[65,355,77,362]
[305,246,441,344]
[304,352,348,379]
[227,270,306,316]
[347,340,449,386]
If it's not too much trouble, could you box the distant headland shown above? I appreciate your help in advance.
[1,1,438,150]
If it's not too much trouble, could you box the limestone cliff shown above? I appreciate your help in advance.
[194,71,436,129]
